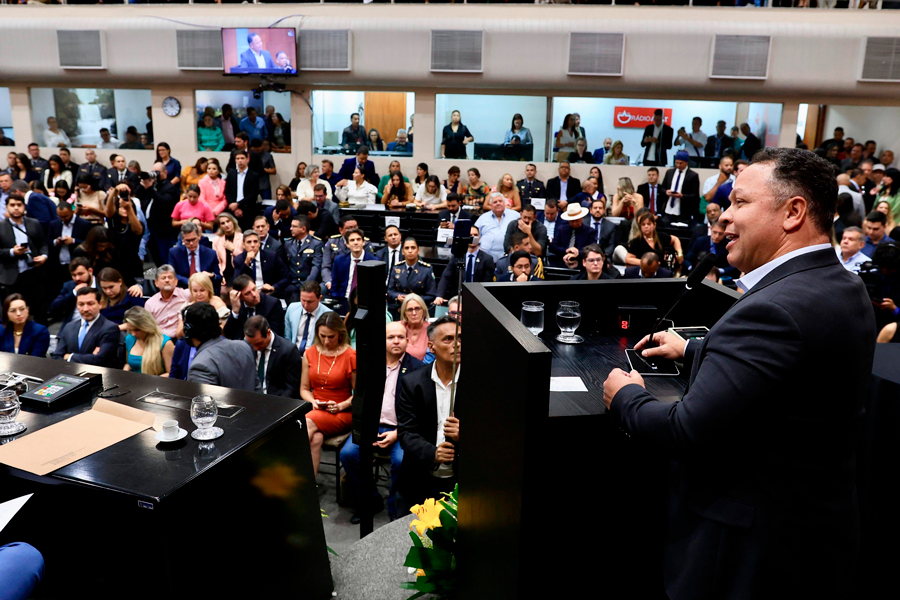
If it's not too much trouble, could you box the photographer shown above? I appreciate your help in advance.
[861,242,900,332]
[135,162,179,266]
[104,184,146,286]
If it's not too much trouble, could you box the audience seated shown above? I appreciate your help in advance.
[503,204,548,258]
[145,265,192,338]
[570,244,614,281]
[0,293,50,357]
[302,311,357,476]
[322,217,372,291]
[233,230,290,298]
[52,287,120,367]
[170,222,223,293]
[211,213,243,286]
[459,167,490,210]
[98,267,145,326]
[495,231,544,281]
[387,238,436,309]
[684,221,737,278]
[223,274,286,341]
[496,249,540,282]
[50,258,97,324]
[184,302,259,392]
[299,198,338,241]
[265,199,297,241]
[171,184,215,232]
[253,214,282,254]
[624,251,673,279]
[436,194,472,227]
[244,315,301,399]
[330,228,377,314]
[546,161,580,205]
[625,212,684,270]
[337,147,379,187]
[123,306,175,376]
[474,193,520,260]
[549,203,595,268]
[435,225,496,303]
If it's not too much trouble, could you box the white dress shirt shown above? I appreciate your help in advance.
[346,252,363,299]
[544,217,557,242]
[343,180,377,207]
[384,246,401,284]
[679,129,708,158]
[252,50,267,69]
[432,364,460,478]
[255,333,275,394]
[735,243,832,293]
[702,173,735,198]
[835,246,871,273]
[647,124,662,162]
[235,168,248,203]
[665,167,688,216]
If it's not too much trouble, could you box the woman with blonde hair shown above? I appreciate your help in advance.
[399,293,429,361]
[212,212,243,286]
[486,173,521,212]
[296,163,333,201]
[175,272,229,338]
[610,177,645,219]
[874,199,897,236]
[603,140,629,165]
[301,312,356,476]
[123,306,175,376]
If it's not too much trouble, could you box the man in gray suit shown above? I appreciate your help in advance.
[185,302,261,393]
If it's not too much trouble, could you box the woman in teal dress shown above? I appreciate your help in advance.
[123,306,175,376]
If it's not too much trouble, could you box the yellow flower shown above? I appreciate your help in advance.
[416,569,426,578]
[250,464,302,499]
[409,497,444,535]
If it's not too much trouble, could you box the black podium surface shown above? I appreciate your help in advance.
[0,354,333,599]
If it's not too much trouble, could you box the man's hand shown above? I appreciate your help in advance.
[374,430,398,448]
[245,249,257,262]
[603,368,645,410]
[397,294,406,302]
[234,208,243,218]
[874,298,897,312]
[74,282,87,292]
[228,202,239,213]
[717,171,729,184]
[634,330,686,361]
[12,245,27,257]
[64,353,72,361]
[435,442,455,464]
[434,297,445,306]
[32,256,47,266]
[261,283,274,294]
[325,281,332,290]
[443,416,459,443]
[127,284,143,297]
[59,236,74,246]
[229,289,241,313]
[516,272,528,282]
[92,347,101,356]
[517,219,532,235]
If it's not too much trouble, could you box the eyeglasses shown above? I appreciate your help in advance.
[406,306,423,313]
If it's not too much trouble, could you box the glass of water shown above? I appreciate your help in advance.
[555,301,584,344]
[520,301,544,336]
[0,389,25,437]
[190,395,223,441]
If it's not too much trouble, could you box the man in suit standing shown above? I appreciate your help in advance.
[546,162,581,206]
[660,151,701,224]
[337,147,379,187]
[243,315,301,398]
[0,193,50,323]
[51,287,120,367]
[739,122,762,161]
[640,109,674,167]
[168,223,223,292]
[284,281,332,353]
[516,163,547,203]
[48,200,91,289]
[233,230,290,298]
[623,251,673,279]
[397,315,461,509]
[605,148,876,599]
[636,167,662,216]
[185,302,260,393]
[435,225,495,304]
[136,164,180,267]
[280,215,324,302]
[10,181,56,239]
[238,32,276,70]
[225,150,261,231]
[223,275,285,341]
[106,154,138,192]
[705,120,735,159]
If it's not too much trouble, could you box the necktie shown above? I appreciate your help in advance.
[649,186,656,214]
[593,221,601,243]
[257,349,266,389]
[189,251,196,276]
[299,313,313,353]
[669,172,682,210]
[351,259,359,293]
[249,258,257,279]
[451,212,456,223]
[466,254,475,283]
[247,307,255,318]
[710,240,717,255]
[78,320,89,350]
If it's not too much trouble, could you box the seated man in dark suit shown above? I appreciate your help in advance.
[330,228,377,315]
[168,222,222,291]
[397,315,461,509]
[224,150,261,231]
[549,203,595,268]
[243,315,301,399]
[570,244,615,280]
[376,225,404,282]
[503,204,548,258]
[337,146,379,187]
[49,257,97,324]
[265,199,297,241]
[660,151,701,225]
[233,230,290,298]
[495,231,544,281]
[436,194,472,228]
[51,287,121,367]
[546,162,581,208]
[705,120,735,159]
[48,200,91,288]
[684,221,738,278]
[435,225,495,304]
[222,275,286,341]
[298,198,337,241]
[253,215,282,254]
[623,251,673,279]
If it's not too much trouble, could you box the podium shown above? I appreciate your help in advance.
[455,278,740,598]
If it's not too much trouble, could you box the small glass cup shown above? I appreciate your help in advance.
[555,301,584,344]
[190,395,223,441]
[520,301,544,336]
[0,389,26,437]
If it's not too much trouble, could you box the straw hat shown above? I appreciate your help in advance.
[560,203,589,221]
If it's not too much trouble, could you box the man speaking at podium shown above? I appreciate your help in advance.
[603,148,875,599]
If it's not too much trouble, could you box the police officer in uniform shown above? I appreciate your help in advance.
[77,150,109,190]
[387,237,436,311]
[279,214,323,302]
[321,216,373,291]
[516,163,547,203]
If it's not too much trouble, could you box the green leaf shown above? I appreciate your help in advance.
[438,499,458,518]
[409,530,425,548]
[438,510,458,531]
[327,545,339,557]
[403,548,424,569]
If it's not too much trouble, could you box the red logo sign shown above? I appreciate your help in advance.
[614,107,673,129]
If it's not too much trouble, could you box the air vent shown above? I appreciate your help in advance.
[299,30,351,71]
[568,32,625,76]
[177,30,223,70]
[860,37,900,82]
[710,35,770,80]
[431,30,483,73]
[57,30,106,69]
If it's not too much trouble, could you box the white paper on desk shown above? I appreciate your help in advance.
[550,377,588,392]
[385,215,401,228]
[530,197,546,210]
[0,494,32,533]
[436,228,453,243]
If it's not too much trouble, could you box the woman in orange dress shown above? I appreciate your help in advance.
[301,311,356,476]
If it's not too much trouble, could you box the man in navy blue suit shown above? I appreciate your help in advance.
[11,180,56,238]
[330,228,377,314]
[51,287,120,367]
[49,257,96,324]
[48,199,92,288]
[548,203,596,268]
[685,220,738,278]
[233,230,290,298]
[238,32,276,70]
[623,251,673,279]
[168,223,222,291]
[222,275,285,341]
[337,147,379,187]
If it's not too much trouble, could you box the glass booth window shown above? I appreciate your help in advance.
[312,91,415,156]
[195,90,292,152]
[551,97,783,167]
[434,94,548,162]
[30,88,152,148]
[0,88,13,145]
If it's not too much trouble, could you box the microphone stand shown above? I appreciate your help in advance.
[448,234,470,416]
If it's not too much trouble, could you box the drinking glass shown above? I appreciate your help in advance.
[190,395,223,441]
[520,301,544,336]
[0,389,25,436]
[555,301,584,344]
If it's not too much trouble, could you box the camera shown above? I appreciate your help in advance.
[858,243,900,302]
[119,188,130,201]
[858,261,882,302]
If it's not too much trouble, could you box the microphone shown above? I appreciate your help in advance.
[647,252,718,339]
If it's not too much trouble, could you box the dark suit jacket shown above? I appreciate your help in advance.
[685,235,738,278]
[168,338,194,381]
[548,221,596,259]
[503,218,549,258]
[337,158,379,187]
[50,277,97,322]
[583,218,617,258]
[0,217,49,286]
[546,176,582,201]
[239,48,276,69]
[436,208,473,225]
[705,134,736,158]
[611,248,875,599]
[0,320,50,357]
[623,265,673,279]
[222,293,286,342]
[234,248,290,296]
[48,216,92,266]
[436,250,495,299]
[741,132,762,160]
[168,244,222,290]
[224,168,261,216]
[660,168,702,221]
[330,251,377,300]
[636,182,664,215]
[51,314,120,367]
[259,333,302,399]
[259,234,282,255]
[640,123,675,165]
[26,192,58,237]
[106,169,139,191]
[264,205,297,241]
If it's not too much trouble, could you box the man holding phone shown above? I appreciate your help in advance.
[0,193,49,323]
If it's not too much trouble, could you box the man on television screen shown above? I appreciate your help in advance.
[239,33,276,70]
[275,51,296,74]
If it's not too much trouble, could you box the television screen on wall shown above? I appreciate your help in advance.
[222,28,297,76]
